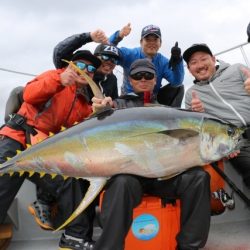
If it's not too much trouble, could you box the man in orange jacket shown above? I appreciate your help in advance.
[0,50,101,249]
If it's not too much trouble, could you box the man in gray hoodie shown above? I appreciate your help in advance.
[184,43,250,189]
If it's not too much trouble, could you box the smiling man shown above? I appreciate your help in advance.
[91,59,211,250]
[184,43,250,191]
[109,24,185,97]
[0,49,101,250]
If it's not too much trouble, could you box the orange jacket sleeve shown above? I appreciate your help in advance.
[23,69,65,105]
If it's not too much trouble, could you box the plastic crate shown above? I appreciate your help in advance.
[125,196,180,250]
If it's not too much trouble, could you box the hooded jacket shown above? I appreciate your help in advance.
[185,60,250,127]
[113,92,157,109]
[0,69,92,147]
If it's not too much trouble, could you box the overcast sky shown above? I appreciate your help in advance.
[0,0,250,122]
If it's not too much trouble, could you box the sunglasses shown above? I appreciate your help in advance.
[75,61,96,73]
[130,72,155,81]
[101,55,118,65]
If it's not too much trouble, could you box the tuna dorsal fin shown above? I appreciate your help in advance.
[159,129,198,139]
[89,107,114,120]
[55,177,107,231]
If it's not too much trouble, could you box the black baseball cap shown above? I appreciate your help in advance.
[94,44,120,58]
[183,44,213,64]
[129,59,156,75]
[141,25,161,39]
[71,50,101,68]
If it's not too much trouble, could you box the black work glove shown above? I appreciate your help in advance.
[168,42,182,70]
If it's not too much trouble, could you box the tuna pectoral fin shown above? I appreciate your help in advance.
[55,177,107,231]
[160,129,198,139]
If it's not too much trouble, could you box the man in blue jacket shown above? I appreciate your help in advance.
[109,24,185,100]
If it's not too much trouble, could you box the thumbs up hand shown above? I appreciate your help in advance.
[191,90,205,112]
[119,23,131,38]
[168,41,182,70]
[242,67,250,94]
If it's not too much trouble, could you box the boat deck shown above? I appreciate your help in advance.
[4,162,250,250]
[7,219,250,250]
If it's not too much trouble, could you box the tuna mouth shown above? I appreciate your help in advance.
[218,143,230,154]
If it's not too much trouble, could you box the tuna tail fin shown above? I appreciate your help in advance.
[0,161,16,174]
[55,177,107,231]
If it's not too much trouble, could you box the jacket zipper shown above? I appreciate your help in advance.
[210,82,246,126]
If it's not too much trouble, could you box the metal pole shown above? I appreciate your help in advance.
[240,46,250,67]
[214,42,249,56]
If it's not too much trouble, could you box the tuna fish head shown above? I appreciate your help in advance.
[199,118,243,162]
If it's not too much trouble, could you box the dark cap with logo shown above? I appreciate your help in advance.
[183,43,213,64]
[141,25,161,39]
[129,59,156,75]
[71,50,101,68]
[94,44,120,58]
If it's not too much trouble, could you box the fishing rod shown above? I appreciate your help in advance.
[211,162,250,207]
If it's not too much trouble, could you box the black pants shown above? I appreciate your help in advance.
[0,136,94,240]
[56,178,98,241]
[229,138,250,189]
[94,167,211,250]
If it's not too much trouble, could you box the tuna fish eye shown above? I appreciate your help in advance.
[227,127,235,136]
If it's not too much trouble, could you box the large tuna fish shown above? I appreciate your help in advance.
[0,106,243,229]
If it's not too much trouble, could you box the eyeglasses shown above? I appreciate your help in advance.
[100,55,118,65]
[130,72,155,81]
[75,61,96,73]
